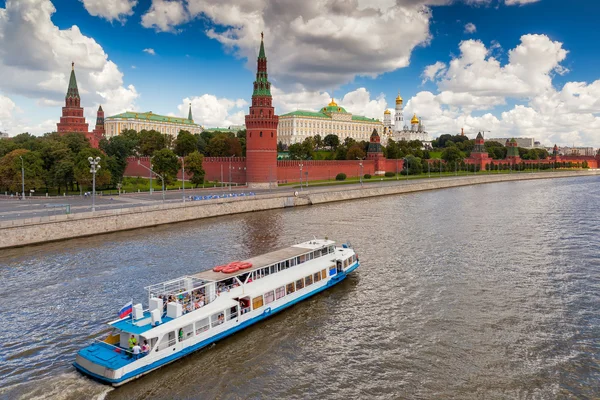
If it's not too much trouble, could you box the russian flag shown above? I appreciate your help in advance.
[118,301,133,319]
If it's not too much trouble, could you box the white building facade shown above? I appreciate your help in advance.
[104,106,202,138]
[383,92,431,147]
[278,100,383,147]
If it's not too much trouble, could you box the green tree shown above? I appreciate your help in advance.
[139,130,166,156]
[73,148,112,190]
[0,149,45,193]
[346,144,365,160]
[100,134,137,185]
[206,134,243,157]
[152,148,180,185]
[60,132,91,154]
[324,134,340,150]
[184,151,205,187]
[441,146,465,163]
[314,134,323,150]
[174,130,197,156]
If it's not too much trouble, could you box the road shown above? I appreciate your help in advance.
[0,173,531,222]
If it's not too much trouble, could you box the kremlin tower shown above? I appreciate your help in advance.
[57,62,89,134]
[394,91,403,132]
[92,105,105,137]
[245,33,279,188]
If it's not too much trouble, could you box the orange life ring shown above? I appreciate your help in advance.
[238,262,253,270]
[213,265,227,272]
[222,265,240,274]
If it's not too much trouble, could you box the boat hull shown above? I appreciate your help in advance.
[74,261,360,386]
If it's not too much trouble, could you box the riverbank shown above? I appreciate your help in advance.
[0,170,597,249]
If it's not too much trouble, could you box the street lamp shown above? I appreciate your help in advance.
[180,156,186,203]
[299,163,303,191]
[88,156,101,212]
[403,158,408,181]
[229,155,234,191]
[19,156,25,200]
[138,159,165,202]
[396,158,399,180]
[356,157,364,187]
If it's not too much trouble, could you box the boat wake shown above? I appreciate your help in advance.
[0,372,112,400]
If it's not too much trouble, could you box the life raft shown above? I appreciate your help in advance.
[213,265,227,272]
[222,265,240,274]
[238,262,253,270]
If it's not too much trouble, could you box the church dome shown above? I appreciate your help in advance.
[322,98,348,114]
[411,114,419,125]
[384,109,391,115]
[396,93,403,105]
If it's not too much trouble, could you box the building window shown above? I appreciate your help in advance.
[260,131,263,137]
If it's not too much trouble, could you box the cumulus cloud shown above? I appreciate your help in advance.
[141,0,189,33]
[177,95,248,127]
[464,22,476,33]
[405,34,600,146]
[0,0,138,134]
[143,48,156,55]
[505,0,541,5]
[422,61,447,83]
[80,0,137,23]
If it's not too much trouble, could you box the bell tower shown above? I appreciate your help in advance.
[245,33,279,188]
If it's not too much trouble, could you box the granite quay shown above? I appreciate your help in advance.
[0,170,596,250]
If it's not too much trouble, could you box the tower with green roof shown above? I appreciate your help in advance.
[57,62,89,135]
[245,33,279,188]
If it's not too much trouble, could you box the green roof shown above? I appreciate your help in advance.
[66,64,80,99]
[322,105,348,113]
[106,111,198,125]
[204,127,239,133]
[280,110,380,123]
[258,38,266,59]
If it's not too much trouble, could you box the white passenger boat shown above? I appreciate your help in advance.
[74,239,359,386]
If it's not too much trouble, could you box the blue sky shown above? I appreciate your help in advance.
[1,0,599,146]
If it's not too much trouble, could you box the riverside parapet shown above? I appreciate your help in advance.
[0,171,597,249]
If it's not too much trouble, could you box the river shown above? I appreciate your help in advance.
[1,176,599,400]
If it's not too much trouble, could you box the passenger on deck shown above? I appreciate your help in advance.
[128,335,137,350]
[218,314,224,324]
[132,343,141,360]
[142,340,150,355]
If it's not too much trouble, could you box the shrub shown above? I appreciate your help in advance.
[363,174,372,179]
[335,173,347,181]
[384,172,395,177]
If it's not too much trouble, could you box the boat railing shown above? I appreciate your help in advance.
[156,338,177,352]
[94,338,131,356]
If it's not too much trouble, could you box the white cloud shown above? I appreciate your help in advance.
[406,34,600,146]
[80,0,137,23]
[141,0,189,33]
[505,0,541,5]
[0,93,16,123]
[464,22,476,34]
[143,48,156,55]
[178,95,247,127]
[422,61,447,83]
[0,0,138,134]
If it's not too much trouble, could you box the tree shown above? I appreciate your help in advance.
[139,130,166,156]
[194,133,207,155]
[100,134,137,185]
[152,148,180,185]
[0,149,44,193]
[386,139,400,159]
[441,146,465,163]
[174,130,197,156]
[324,134,340,150]
[73,148,112,190]
[61,132,91,154]
[343,137,357,148]
[184,151,205,187]
[206,134,242,157]
[346,144,365,160]
[314,134,323,150]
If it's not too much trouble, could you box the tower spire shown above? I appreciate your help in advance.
[258,32,266,59]
[188,103,193,121]
[67,62,80,99]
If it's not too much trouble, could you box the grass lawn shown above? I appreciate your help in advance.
[428,151,442,159]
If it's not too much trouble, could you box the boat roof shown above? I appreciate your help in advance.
[192,239,336,281]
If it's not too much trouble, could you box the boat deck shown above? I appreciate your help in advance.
[77,342,139,370]
[111,312,175,335]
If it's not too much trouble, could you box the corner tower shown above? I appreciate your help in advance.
[57,62,89,133]
[92,105,105,137]
[245,33,279,188]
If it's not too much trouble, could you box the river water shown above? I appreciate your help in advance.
[1,176,599,400]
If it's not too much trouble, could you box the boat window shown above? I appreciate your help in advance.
[263,267,270,277]
[308,252,313,260]
[270,264,275,274]
[275,286,285,299]
[157,331,176,351]
[264,290,275,304]
[313,250,319,259]
[344,259,349,268]
[299,255,306,264]
[290,258,296,267]
[180,324,194,342]
[211,311,225,327]
[195,318,210,335]
[305,275,313,286]
[329,266,337,276]
[329,246,335,253]
[321,269,327,280]
[228,306,238,320]
[296,279,304,290]
[252,295,264,310]
[314,272,321,282]
[286,260,290,268]
[286,282,295,295]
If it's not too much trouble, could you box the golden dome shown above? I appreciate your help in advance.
[395,91,403,105]
[384,109,391,115]
[411,114,419,125]
[328,98,338,107]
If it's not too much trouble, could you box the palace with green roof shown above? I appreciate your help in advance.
[104,105,202,137]
[278,98,383,147]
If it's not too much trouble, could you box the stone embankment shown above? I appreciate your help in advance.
[0,171,597,249]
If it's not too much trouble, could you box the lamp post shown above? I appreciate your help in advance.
[229,155,234,191]
[88,156,101,212]
[19,156,25,200]
[138,160,165,202]
[403,158,408,181]
[299,163,303,191]
[180,156,185,202]
[396,158,398,180]
[356,157,364,187]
